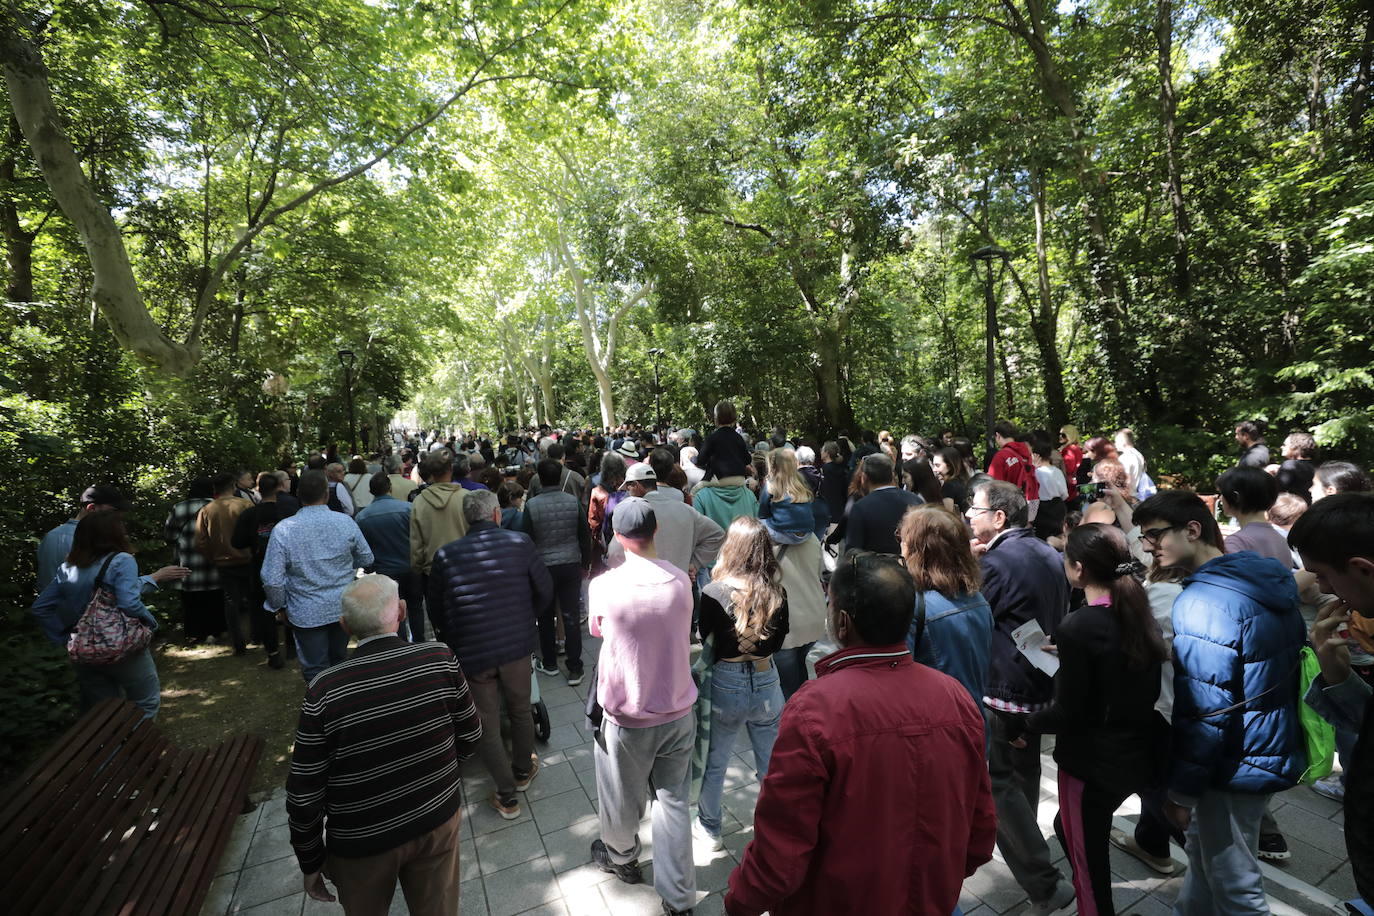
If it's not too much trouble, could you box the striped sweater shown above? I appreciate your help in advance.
[286,636,483,873]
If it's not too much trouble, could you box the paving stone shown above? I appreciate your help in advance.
[596,869,666,915]
[524,762,584,802]
[531,788,599,835]
[547,700,587,727]
[258,792,289,829]
[474,819,545,875]
[461,878,488,916]
[234,892,303,915]
[483,857,561,916]
[1266,834,1342,888]
[232,855,308,910]
[544,723,591,752]
[511,902,569,916]
[461,839,479,882]
[244,824,296,868]
[216,814,258,877]
[1318,863,1360,902]
[565,744,597,774]
[962,857,1027,914]
[542,819,604,875]
[1279,786,1343,819]
[468,793,536,836]
[691,845,738,895]
[200,872,238,916]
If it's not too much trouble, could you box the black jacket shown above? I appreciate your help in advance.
[845,487,923,555]
[980,527,1070,707]
[427,521,551,675]
[1025,601,1163,795]
[820,461,850,522]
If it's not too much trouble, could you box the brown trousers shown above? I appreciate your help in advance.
[467,654,536,796]
[326,807,462,916]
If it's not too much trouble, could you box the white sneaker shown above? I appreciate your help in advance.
[1311,773,1345,802]
[691,817,722,851]
[1023,881,1076,915]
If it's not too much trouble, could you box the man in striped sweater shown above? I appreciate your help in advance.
[286,574,483,914]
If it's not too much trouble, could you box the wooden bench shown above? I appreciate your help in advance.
[0,699,264,916]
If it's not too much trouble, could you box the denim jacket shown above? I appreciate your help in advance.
[909,589,994,719]
[31,552,159,647]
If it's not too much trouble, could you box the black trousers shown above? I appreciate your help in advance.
[539,563,584,675]
[1054,770,1131,916]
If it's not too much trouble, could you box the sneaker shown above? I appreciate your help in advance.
[266,651,285,670]
[1024,880,1075,915]
[490,793,520,820]
[567,670,585,687]
[661,902,693,916]
[1258,832,1291,862]
[514,755,540,792]
[692,818,722,851]
[534,660,561,677]
[591,839,642,884]
[1311,774,1346,802]
[1110,828,1177,875]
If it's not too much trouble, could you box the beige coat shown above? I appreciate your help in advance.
[410,483,467,574]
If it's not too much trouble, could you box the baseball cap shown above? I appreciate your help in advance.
[620,463,657,489]
[81,485,130,510]
[612,496,657,539]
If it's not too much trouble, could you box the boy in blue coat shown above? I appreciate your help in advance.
[1134,490,1305,915]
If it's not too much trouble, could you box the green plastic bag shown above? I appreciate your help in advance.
[1298,645,1336,785]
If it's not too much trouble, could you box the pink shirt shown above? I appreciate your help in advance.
[589,552,697,727]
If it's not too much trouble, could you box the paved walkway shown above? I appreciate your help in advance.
[204,632,1356,916]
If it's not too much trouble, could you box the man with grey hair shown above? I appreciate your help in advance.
[286,574,482,913]
[964,478,1074,914]
[428,487,552,819]
[841,453,922,555]
[325,462,355,515]
[452,451,486,491]
[384,453,417,501]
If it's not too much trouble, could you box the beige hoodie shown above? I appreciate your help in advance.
[410,483,468,574]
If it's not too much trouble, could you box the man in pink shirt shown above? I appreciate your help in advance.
[588,497,698,916]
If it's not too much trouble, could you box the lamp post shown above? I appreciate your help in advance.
[338,349,358,455]
[970,245,1011,458]
[648,348,665,441]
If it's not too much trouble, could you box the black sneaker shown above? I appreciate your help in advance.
[266,651,285,670]
[591,839,642,884]
[1258,832,1291,862]
[661,902,693,916]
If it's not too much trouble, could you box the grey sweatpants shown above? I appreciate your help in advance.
[594,712,696,911]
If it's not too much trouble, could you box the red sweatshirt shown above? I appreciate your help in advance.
[988,440,1040,501]
[724,646,996,916]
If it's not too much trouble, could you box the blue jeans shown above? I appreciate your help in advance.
[294,622,349,683]
[774,643,814,699]
[1173,790,1268,915]
[74,647,160,719]
[696,659,783,837]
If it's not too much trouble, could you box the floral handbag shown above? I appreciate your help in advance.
[68,554,153,665]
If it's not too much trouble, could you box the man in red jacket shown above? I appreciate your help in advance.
[723,552,996,916]
[988,421,1040,503]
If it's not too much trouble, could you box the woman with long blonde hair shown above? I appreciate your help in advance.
[694,516,790,848]
[761,446,829,540]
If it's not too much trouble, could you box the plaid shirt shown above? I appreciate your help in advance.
[164,498,219,592]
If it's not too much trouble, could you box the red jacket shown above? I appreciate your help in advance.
[724,646,996,916]
[988,440,1039,501]
[1060,443,1084,501]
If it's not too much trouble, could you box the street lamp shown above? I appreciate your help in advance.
[970,245,1011,458]
[648,348,665,441]
[338,349,359,455]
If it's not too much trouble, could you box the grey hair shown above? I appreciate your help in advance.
[795,445,816,466]
[325,462,345,475]
[462,488,499,524]
[452,451,471,474]
[341,574,400,639]
[971,477,1029,528]
[273,470,290,489]
[384,454,402,473]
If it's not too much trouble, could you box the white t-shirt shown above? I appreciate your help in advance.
[1034,465,1068,501]
[1118,446,1146,493]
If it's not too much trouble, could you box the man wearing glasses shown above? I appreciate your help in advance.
[724,551,995,916]
[965,478,1075,915]
[1133,490,1305,915]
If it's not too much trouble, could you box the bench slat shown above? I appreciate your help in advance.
[168,737,263,916]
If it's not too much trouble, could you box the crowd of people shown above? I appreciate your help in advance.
[29,408,1374,916]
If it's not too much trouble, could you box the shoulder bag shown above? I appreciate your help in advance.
[68,554,153,665]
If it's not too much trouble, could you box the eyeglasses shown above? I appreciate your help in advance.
[966,505,995,516]
[1139,525,1181,546]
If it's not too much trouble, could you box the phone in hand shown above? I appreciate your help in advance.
[1079,482,1100,501]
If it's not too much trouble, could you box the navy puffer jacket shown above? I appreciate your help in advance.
[1169,551,1306,801]
[426,521,552,675]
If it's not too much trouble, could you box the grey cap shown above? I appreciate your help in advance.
[612,496,657,539]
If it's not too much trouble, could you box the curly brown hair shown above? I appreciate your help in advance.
[897,504,981,596]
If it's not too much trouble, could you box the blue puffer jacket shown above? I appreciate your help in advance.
[1169,551,1306,802]
[426,521,552,676]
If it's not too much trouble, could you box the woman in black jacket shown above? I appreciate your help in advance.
[1010,523,1167,916]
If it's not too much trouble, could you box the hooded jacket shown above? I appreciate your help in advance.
[409,482,468,575]
[1169,551,1306,803]
[988,440,1040,501]
[693,484,759,553]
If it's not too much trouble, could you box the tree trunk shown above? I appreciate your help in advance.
[1351,0,1374,140]
[1010,0,1138,410]
[1155,0,1192,303]
[1029,169,1069,429]
[811,316,855,437]
[1,117,35,302]
[1,27,196,372]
